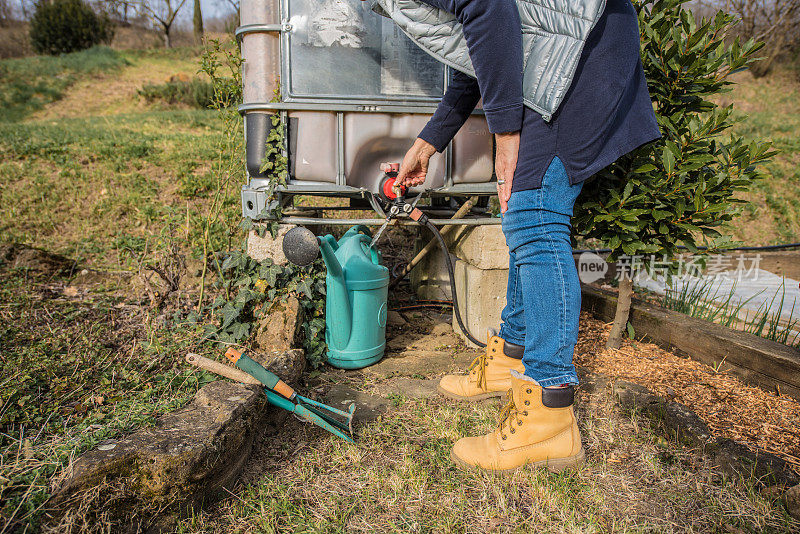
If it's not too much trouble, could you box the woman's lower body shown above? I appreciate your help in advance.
[439,157,586,473]
[499,156,584,386]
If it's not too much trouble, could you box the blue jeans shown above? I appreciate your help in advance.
[499,157,584,387]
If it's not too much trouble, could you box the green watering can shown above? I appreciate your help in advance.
[284,225,389,369]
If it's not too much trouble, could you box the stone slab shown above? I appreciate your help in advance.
[47,381,268,532]
[323,385,390,426]
[254,296,304,353]
[383,378,439,399]
[366,349,475,378]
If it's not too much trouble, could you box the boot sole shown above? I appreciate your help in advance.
[436,385,507,402]
[450,448,586,475]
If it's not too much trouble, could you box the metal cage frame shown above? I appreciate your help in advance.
[238,0,498,224]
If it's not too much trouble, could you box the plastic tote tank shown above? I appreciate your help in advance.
[238,0,498,220]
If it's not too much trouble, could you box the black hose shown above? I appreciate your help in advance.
[424,219,487,348]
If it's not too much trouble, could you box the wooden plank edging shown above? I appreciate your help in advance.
[581,285,800,400]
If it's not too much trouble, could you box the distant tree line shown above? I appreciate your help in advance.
[692,0,800,75]
[5,0,797,72]
[1,0,240,53]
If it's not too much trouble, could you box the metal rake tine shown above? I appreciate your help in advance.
[263,389,353,443]
[296,394,355,420]
[294,404,354,443]
[303,403,352,434]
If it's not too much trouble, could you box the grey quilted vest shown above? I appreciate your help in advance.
[372,0,607,121]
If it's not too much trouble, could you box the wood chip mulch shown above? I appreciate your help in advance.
[575,312,800,474]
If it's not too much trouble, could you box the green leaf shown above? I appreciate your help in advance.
[221,253,240,272]
[231,322,250,341]
[661,146,676,175]
[220,303,240,329]
[634,163,657,173]
[652,210,672,221]
[296,279,314,300]
[622,180,634,200]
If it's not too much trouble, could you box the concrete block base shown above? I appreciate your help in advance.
[409,223,510,346]
[409,231,455,300]
[247,224,296,265]
[452,259,509,347]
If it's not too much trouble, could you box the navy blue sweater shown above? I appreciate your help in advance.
[416,0,661,190]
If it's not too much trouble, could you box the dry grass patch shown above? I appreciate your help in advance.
[29,50,205,120]
[716,68,800,245]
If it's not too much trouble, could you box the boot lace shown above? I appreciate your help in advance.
[467,354,489,391]
[497,390,523,440]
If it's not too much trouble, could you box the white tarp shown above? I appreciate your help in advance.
[634,268,800,329]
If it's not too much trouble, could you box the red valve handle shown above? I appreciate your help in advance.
[382,176,406,200]
[379,162,404,200]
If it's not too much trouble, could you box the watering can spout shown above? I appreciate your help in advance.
[283,227,353,350]
[318,236,353,350]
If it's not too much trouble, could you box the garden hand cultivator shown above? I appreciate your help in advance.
[185,350,356,443]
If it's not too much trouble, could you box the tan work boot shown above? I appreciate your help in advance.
[450,370,584,473]
[437,332,525,401]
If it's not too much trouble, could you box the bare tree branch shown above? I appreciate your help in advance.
[139,0,189,47]
[693,0,800,76]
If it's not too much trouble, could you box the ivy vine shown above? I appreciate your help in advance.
[199,43,328,367]
[204,250,328,368]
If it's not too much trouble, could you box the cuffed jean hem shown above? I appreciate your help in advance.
[498,326,524,347]
[536,374,580,388]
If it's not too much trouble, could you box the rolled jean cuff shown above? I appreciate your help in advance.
[498,325,524,346]
[535,373,580,388]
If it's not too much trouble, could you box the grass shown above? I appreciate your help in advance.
[0,46,128,122]
[0,265,218,530]
[0,44,240,269]
[0,109,233,267]
[0,45,242,530]
[720,69,800,245]
[176,383,798,533]
[659,276,800,347]
[137,78,216,109]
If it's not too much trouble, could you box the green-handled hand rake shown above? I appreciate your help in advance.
[185,349,356,443]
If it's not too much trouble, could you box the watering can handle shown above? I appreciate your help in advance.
[352,224,372,237]
[322,234,339,252]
